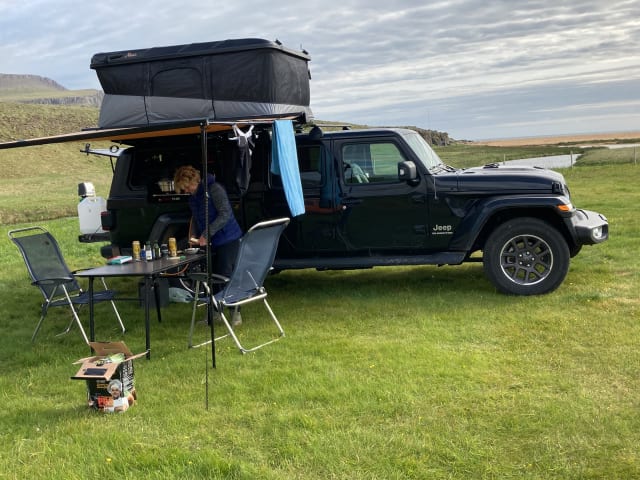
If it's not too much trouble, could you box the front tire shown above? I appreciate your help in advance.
[483,218,570,295]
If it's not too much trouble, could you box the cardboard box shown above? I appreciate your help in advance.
[71,342,146,412]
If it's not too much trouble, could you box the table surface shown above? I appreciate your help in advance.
[74,253,206,359]
[75,254,205,278]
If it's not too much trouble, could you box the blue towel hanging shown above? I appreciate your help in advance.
[271,120,305,217]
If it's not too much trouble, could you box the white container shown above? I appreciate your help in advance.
[78,196,107,234]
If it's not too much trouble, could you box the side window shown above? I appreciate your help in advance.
[342,142,405,184]
[129,149,195,191]
[271,144,323,188]
[130,152,170,189]
[298,145,323,187]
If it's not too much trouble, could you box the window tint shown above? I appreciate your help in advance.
[271,144,323,188]
[129,149,196,190]
[298,145,323,187]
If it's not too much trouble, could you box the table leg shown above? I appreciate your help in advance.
[144,276,151,359]
[88,276,95,345]
[154,279,162,323]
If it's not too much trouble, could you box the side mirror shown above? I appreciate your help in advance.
[398,161,417,181]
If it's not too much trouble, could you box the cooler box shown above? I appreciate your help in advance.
[78,196,107,235]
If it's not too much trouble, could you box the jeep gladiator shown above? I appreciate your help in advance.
[91,125,608,295]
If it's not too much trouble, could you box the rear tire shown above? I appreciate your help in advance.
[483,218,570,295]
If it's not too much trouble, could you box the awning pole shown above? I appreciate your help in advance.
[200,120,216,371]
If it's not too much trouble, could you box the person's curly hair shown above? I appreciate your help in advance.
[173,166,201,193]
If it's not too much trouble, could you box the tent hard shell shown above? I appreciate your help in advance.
[91,38,313,128]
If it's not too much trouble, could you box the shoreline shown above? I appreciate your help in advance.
[472,131,640,147]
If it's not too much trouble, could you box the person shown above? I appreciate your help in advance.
[173,165,243,325]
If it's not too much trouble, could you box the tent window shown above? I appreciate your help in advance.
[151,68,203,98]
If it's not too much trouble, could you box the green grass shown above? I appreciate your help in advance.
[0,102,113,224]
[1,102,639,477]
[0,157,638,478]
[433,143,585,169]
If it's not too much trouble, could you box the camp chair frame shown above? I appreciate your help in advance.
[9,226,125,344]
[188,217,289,353]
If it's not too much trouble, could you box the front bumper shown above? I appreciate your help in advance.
[571,209,609,245]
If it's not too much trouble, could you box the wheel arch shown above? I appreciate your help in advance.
[475,207,574,253]
[148,213,192,246]
[448,195,577,256]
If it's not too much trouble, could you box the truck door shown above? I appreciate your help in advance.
[264,141,346,254]
[333,138,428,250]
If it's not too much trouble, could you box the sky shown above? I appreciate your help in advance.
[1,0,639,140]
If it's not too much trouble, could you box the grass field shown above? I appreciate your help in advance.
[1,101,639,478]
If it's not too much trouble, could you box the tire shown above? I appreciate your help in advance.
[483,218,570,295]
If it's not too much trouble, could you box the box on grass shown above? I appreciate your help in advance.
[71,341,146,412]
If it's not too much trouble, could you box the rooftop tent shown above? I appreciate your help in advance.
[91,38,314,128]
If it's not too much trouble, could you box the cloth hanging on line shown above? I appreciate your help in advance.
[270,120,305,217]
[230,124,254,196]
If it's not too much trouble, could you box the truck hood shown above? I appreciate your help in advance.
[435,164,568,194]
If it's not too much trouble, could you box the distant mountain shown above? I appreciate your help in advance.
[0,73,67,92]
[0,73,103,106]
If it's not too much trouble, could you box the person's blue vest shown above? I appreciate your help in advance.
[189,175,242,247]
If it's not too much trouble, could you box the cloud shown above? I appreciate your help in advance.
[1,0,639,139]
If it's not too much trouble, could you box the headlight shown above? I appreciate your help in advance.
[592,226,604,240]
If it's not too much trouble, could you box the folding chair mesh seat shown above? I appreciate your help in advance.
[188,217,290,353]
[9,226,125,344]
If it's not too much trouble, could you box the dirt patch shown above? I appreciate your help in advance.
[474,131,640,147]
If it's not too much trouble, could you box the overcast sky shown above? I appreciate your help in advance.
[1,0,639,140]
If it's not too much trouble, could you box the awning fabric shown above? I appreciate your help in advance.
[0,114,302,150]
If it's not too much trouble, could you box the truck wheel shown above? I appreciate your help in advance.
[483,218,570,295]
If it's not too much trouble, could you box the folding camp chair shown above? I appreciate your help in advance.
[8,226,125,344]
[188,217,290,353]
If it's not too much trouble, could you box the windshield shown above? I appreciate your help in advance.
[400,130,444,170]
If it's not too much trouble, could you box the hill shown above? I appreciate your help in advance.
[0,101,100,141]
[0,87,109,225]
[0,73,103,106]
[0,73,67,92]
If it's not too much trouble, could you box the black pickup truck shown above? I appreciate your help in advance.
[93,125,608,295]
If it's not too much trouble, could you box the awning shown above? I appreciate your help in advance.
[0,114,304,150]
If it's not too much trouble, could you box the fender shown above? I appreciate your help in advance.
[447,194,572,251]
[148,212,191,243]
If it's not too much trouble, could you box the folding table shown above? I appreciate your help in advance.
[75,254,205,359]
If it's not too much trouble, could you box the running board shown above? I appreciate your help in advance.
[274,252,467,271]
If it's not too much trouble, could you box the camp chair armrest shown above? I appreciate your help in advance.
[32,276,74,287]
[209,273,229,283]
[188,272,229,284]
